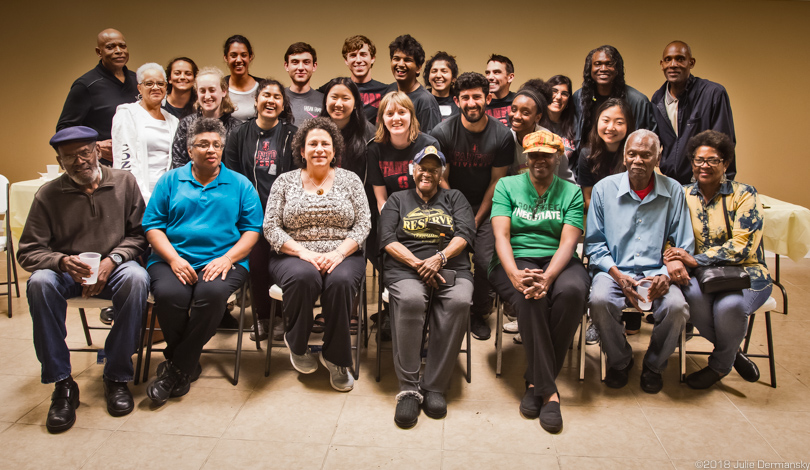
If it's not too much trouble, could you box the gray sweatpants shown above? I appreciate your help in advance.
[387,277,473,393]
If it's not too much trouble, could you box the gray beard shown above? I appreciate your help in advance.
[69,163,101,186]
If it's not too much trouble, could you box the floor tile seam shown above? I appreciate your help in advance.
[735,404,787,462]
[326,391,349,451]
[71,423,116,469]
[635,396,675,461]
[10,390,52,424]
[218,388,258,441]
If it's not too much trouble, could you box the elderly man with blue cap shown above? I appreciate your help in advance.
[378,145,476,428]
[17,126,149,433]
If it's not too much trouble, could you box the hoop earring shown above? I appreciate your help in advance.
[136,93,142,101]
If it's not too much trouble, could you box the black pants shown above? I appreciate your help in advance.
[489,256,590,398]
[249,236,273,321]
[148,262,248,376]
[268,252,365,367]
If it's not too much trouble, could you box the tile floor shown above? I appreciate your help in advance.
[1,257,809,469]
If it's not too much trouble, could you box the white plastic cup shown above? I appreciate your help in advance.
[636,280,653,311]
[46,165,60,177]
[79,252,101,285]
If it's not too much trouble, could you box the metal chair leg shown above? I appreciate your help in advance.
[495,296,503,377]
[79,308,92,346]
[466,313,472,383]
[264,298,277,377]
[233,285,248,385]
[143,307,158,383]
[579,313,587,381]
[765,311,776,388]
[679,326,687,383]
[133,303,149,385]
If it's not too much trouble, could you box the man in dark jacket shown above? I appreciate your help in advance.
[652,41,736,184]
[56,29,138,166]
[18,126,149,433]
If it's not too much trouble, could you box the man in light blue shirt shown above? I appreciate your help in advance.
[586,129,694,394]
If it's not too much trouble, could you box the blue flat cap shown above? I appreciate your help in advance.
[414,145,446,165]
[49,126,99,150]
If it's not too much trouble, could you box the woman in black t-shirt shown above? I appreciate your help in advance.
[378,147,475,429]
[368,91,441,213]
[424,51,460,122]
[577,98,636,209]
[319,77,375,183]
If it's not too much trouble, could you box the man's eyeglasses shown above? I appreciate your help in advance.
[60,145,96,164]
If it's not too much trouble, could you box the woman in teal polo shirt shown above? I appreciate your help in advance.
[488,129,590,434]
[142,117,263,406]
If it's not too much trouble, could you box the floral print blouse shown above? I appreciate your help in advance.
[684,180,772,291]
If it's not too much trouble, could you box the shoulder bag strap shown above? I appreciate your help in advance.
[721,194,732,242]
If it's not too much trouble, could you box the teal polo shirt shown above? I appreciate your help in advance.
[143,162,262,270]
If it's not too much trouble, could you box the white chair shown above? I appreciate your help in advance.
[680,296,778,388]
[0,175,20,318]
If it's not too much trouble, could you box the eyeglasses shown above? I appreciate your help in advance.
[141,81,167,89]
[692,157,723,167]
[60,146,96,164]
[192,141,224,150]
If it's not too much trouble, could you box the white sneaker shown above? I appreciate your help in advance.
[503,320,519,334]
[284,334,318,374]
[513,333,522,344]
[319,353,354,392]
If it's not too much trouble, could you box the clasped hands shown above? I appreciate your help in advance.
[60,255,116,298]
[299,248,346,274]
[613,272,670,312]
[414,254,445,289]
[170,255,234,285]
[508,268,551,300]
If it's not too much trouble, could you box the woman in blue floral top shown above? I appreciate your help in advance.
[664,130,772,389]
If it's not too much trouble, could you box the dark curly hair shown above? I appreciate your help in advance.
[186,117,227,149]
[585,98,636,179]
[424,51,459,94]
[686,130,735,164]
[388,34,425,67]
[580,46,626,139]
[514,80,549,121]
[284,42,317,63]
[255,78,294,124]
[292,117,344,169]
[545,75,575,141]
[487,54,514,75]
[455,72,489,97]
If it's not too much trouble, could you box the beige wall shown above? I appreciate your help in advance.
[2,0,809,207]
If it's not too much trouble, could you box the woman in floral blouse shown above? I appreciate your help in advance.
[664,130,772,389]
[263,117,370,392]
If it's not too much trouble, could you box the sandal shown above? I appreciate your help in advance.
[350,315,359,335]
[312,314,325,333]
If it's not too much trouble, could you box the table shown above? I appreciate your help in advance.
[9,178,47,240]
[760,195,810,316]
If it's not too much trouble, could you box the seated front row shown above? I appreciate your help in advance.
[19,124,765,435]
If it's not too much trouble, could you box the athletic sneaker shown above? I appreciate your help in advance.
[503,320,519,334]
[471,314,491,340]
[284,334,318,374]
[319,353,354,392]
[585,323,600,345]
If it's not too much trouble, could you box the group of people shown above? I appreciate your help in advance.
[19,29,770,436]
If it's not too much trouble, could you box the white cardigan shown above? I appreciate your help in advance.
[112,102,179,202]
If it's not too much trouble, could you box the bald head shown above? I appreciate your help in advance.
[664,40,692,58]
[661,41,695,90]
[96,29,129,73]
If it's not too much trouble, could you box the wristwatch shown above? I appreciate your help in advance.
[109,253,123,267]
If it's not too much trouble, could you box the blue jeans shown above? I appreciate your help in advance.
[26,261,149,383]
[681,277,772,375]
[589,273,690,374]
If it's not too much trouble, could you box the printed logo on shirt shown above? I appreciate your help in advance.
[304,106,322,118]
[402,207,455,241]
[512,200,562,221]
[449,149,496,169]
[360,92,382,109]
[485,106,510,126]
[257,140,277,168]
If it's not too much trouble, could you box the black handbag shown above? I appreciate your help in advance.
[694,195,751,294]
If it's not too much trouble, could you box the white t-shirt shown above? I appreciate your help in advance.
[229,82,259,122]
[140,109,172,193]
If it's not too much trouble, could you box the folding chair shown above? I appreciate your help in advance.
[141,279,256,385]
[679,296,778,388]
[0,175,20,318]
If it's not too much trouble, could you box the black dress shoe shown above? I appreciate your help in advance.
[99,307,114,325]
[157,361,202,383]
[519,385,541,419]
[539,400,563,434]
[604,357,634,389]
[686,366,725,389]
[47,378,80,434]
[103,379,134,417]
[733,350,760,382]
[422,390,447,419]
[640,364,663,394]
[147,362,190,405]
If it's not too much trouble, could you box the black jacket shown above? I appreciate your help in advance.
[651,75,736,185]
[223,119,297,208]
[56,61,138,140]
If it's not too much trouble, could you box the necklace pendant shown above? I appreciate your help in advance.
[317,189,324,195]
